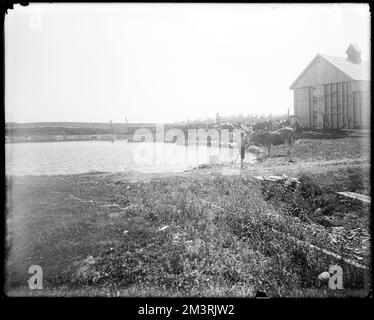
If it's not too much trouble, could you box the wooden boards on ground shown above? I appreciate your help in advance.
[337,191,371,204]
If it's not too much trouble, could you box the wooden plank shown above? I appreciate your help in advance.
[270,227,369,270]
[348,82,353,129]
[330,83,333,128]
[294,117,304,128]
[323,118,330,129]
[337,192,371,204]
[345,82,349,125]
[341,117,351,130]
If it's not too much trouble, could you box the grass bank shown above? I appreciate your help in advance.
[6,165,370,297]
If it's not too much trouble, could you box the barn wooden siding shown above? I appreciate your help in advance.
[294,82,370,129]
[291,54,370,129]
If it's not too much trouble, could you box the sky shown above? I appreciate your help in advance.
[5,3,371,124]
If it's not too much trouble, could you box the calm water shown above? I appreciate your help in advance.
[6,141,256,176]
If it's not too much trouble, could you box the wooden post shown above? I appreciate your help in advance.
[110,120,115,141]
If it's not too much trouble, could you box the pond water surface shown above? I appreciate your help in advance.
[6,141,257,176]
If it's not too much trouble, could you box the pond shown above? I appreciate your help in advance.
[6,140,257,176]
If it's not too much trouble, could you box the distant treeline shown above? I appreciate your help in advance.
[5,123,156,137]
[6,126,114,137]
[6,114,289,138]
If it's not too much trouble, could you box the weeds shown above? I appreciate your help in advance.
[6,169,370,297]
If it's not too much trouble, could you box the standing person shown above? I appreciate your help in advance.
[207,136,211,147]
[239,131,249,169]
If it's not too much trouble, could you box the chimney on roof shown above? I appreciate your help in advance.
[345,43,362,64]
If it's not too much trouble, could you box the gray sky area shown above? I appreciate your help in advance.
[5,3,370,123]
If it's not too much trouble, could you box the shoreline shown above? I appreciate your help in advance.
[5,155,369,180]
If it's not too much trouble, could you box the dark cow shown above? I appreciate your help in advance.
[252,120,273,132]
[249,127,295,157]
[272,119,291,130]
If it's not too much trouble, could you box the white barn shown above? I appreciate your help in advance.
[290,44,370,129]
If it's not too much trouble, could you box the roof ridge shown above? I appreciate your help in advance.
[320,53,370,64]
[290,53,370,89]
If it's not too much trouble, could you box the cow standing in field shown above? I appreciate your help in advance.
[252,120,273,132]
[249,127,295,157]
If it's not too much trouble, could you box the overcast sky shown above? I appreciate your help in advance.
[5,3,370,124]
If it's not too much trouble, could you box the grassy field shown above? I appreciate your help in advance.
[5,136,371,297]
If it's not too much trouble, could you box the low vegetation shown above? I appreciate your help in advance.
[6,164,370,297]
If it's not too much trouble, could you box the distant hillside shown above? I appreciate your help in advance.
[5,116,289,139]
[5,122,156,136]
[6,122,155,128]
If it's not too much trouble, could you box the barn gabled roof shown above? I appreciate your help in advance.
[322,54,370,81]
[289,53,370,89]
